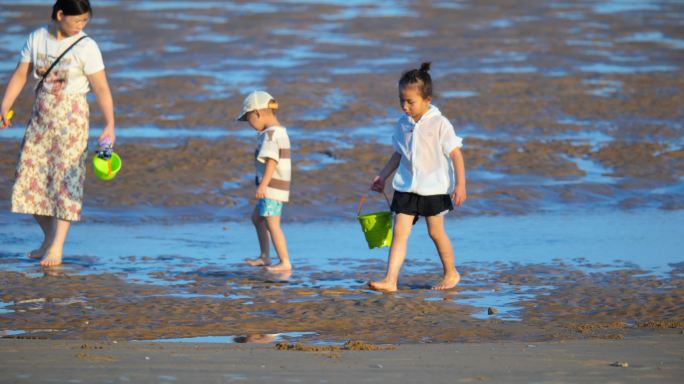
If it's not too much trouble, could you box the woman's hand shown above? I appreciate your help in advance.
[98,125,115,145]
[0,109,12,129]
[1,62,31,129]
[451,184,467,207]
[371,175,386,193]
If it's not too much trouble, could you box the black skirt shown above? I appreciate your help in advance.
[391,191,453,224]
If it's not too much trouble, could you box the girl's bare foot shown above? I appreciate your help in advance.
[40,249,62,267]
[431,271,460,290]
[245,257,270,267]
[266,270,292,281]
[368,279,397,293]
[27,244,50,259]
[265,263,291,273]
[28,249,44,259]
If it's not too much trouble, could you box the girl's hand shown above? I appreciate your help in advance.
[99,125,116,146]
[371,175,386,193]
[451,185,467,207]
[256,184,267,199]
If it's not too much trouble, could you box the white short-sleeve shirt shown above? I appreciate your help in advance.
[20,27,105,94]
[255,126,292,202]
[392,105,463,196]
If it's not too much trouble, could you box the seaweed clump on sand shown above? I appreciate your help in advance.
[636,320,684,329]
[275,340,395,352]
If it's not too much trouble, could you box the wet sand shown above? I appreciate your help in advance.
[0,0,683,218]
[1,211,681,344]
[1,335,683,383]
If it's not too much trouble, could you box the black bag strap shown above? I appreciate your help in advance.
[36,35,89,93]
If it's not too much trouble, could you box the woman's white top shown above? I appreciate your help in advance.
[392,105,463,196]
[20,27,105,94]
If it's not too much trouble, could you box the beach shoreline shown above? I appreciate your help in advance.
[1,334,682,383]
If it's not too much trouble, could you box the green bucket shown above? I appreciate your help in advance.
[358,211,393,249]
[92,152,122,180]
[357,191,393,249]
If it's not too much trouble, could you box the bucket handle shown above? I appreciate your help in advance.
[357,190,391,216]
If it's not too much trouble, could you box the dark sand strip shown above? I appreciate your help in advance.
[1,334,682,383]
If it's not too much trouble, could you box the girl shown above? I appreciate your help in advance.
[369,62,466,292]
[0,0,115,267]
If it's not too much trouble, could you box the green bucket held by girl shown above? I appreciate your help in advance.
[357,192,393,249]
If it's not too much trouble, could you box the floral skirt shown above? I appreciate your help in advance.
[11,91,89,221]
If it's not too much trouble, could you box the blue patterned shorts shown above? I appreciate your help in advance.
[256,198,284,217]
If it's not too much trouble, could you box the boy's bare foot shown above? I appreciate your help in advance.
[40,250,62,267]
[265,263,291,273]
[245,257,271,267]
[431,272,460,290]
[368,279,397,293]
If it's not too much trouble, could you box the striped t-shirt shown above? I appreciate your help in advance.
[255,126,291,202]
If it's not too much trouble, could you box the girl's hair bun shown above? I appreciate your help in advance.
[398,61,434,99]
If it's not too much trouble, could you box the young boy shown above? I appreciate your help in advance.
[237,91,292,272]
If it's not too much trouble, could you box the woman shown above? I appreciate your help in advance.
[0,0,115,267]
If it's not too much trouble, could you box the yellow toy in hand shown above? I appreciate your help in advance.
[1,110,13,128]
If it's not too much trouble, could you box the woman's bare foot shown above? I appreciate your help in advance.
[368,279,398,293]
[245,257,271,267]
[265,263,291,273]
[431,271,460,290]
[40,249,62,267]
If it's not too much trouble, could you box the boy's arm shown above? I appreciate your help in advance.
[256,158,277,199]
[371,151,401,192]
[1,62,31,128]
[449,147,467,206]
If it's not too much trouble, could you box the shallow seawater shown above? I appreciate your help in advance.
[1,209,678,277]
[0,209,682,327]
[141,331,317,344]
[0,125,329,142]
[126,1,279,13]
[592,0,662,14]
[578,63,679,74]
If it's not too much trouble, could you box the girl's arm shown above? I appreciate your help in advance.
[449,147,467,206]
[256,158,277,199]
[87,69,115,144]
[371,151,401,192]
[1,62,32,128]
